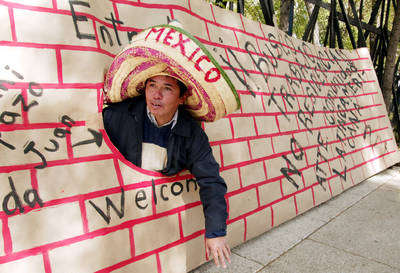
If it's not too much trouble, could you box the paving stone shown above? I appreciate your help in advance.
[189,253,263,273]
[233,214,325,265]
[258,239,398,273]
[310,187,400,269]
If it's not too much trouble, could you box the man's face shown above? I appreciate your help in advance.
[145,75,184,126]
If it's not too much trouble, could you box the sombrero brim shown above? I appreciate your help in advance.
[103,24,240,122]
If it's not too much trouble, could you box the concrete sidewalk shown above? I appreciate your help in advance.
[191,166,400,273]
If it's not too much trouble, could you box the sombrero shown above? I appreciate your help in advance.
[103,23,240,122]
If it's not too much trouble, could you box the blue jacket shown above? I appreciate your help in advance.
[103,96,227,237]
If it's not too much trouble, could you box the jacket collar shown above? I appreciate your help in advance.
[128,96,191,137]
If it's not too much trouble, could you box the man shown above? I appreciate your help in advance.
[103,74,231,268]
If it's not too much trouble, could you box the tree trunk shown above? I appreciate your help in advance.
[304,1,321,45]
[369,0,379,57]
[381,0,400,112]
[279,0,291,32]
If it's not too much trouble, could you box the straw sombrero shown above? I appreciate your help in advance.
[103,24,240,122]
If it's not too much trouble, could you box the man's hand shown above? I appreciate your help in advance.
[205,236,231,268]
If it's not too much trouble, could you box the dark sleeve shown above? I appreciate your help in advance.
[187,125,228,238]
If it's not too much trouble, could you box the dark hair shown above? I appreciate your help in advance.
[176,79,188,97]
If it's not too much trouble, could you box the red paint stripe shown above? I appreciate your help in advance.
[0,120,85,132]
[238,167,243,188]
[66,131,74,159]
[209,3,216,23]
[113,158,124,187]
[210,115,387,146]
[96,231,204,273]
[42,251,52,273]
[228,117,235,139]
[55,48,63,84]
[1,216,12,254]
[1,0,369,65]
[20,88,29,125]
[270,207,274,227]
[156,253,162,273]
[239,13,246,32]
[79,199,89,234]
[224,138,394,198]
[129,227,135,257]
[275,115,281,133]
[204,21,211,42]
[8,7,17,42]
[0,153,114,173]
[30,168,38,190]
[256,186,261,207]
[92,20,101,49]
[219,144,224,167]
[0,41,115,58]
[169,8,174,20]
[178,212,184,239]
[52,0,57,9]
[188,0,191,10]
[253,116,259,136]
[247,140,253,160]
[0,81,104,90]
[243,217,247,241]
[97,88,103,113]
[294,195,298,215]
[0,202,203,263]
[112,2,120,21]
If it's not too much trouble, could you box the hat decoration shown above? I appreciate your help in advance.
[103,24,240,122]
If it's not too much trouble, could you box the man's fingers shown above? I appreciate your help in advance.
[222,245,231,264]
[212,249,220,267]
[217,248,227,268]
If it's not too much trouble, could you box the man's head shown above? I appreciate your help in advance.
[145,75,187,126]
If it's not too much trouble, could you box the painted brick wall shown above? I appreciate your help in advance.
[0,0,399,272]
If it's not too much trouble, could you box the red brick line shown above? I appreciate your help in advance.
[7,7,16,42]
[42,251,52,273]
[52,0,57,10]
[96,230,205,273]
[219,64,373,88]
[227,103,381,119]
[129,227,135,258]
[0,152,114,174]
[227,148,396,226]
[0,81,104,90]
[20,88,29,125]
[66,132,74,159]
[113,157,125,188]
[178,212,184,240]
[243,217,247,242]
[0,200,202,264]
[209,2,217,23]
[236,89,379,99]
[0,120,85,132]
[210,115,387,147]
[221,125,389,176]
[1,216,12,254]
[0,0,57,12]
[111,0,362,63]
[225,136,393,201]
[55,48,63,84]
[205,21,212,42]
[156,253,162,273]
[2,0,364,63]
[79,198,89,234]
[0,41,116,58]
[30,168,38,190]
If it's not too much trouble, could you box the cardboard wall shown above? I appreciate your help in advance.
[0,0,399,272]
